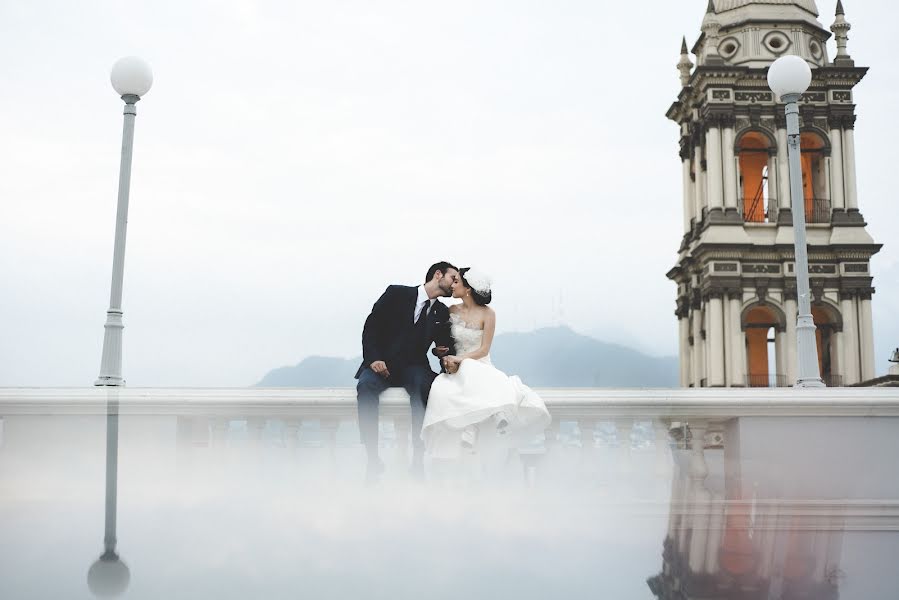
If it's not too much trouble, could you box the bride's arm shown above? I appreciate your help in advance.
[458,309,496,362]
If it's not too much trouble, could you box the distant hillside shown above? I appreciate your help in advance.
[255,326,678,388]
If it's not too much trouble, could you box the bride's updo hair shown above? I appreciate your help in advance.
[459,267,492,306]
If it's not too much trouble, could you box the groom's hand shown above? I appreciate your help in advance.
[371,361,390,378]
[433,346,450,358]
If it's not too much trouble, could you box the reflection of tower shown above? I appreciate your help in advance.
[667,0,881,389]
[87,392,130,598]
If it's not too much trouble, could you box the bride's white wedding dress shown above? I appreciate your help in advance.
[422,313,552,460]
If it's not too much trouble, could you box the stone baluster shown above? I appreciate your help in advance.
[617,418,634,473]
[212,417,228,448]
[321,418,340,471]
[578,418,597,482]
[688,421,712,574]
[705,491,726,574]
[283,418,301,451]
[247,417,265,445]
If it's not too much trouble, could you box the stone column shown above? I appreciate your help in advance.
[703,305,711,387]
[859,293,876,381]
[707,123,724,212]
[831,330,843,386]
[777,127,791,210]
[723,297,732,386]
[708,293,726,387]
[679,317,690,387]
[785,295,799,384]
[683,149,695,234]
[722,125,738,212]
[694,142,706,221]
[843,122,859,211]
[775,328,786,382]
[767,150,778,215]
[840,293,860,385]
[693,307,705,387]
[829,123,846,210]
[729,293,745,387]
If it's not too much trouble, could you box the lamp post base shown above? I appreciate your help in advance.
[794,378,826,389]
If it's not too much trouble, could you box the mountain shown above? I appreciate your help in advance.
[255,326,678,388]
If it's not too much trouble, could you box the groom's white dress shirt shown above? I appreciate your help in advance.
[414,285,435,323]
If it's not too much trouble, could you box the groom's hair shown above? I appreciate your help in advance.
[425,261,458,283]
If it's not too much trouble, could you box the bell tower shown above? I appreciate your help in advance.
[666,1,881,388]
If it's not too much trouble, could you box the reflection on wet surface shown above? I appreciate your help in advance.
[1,388,899,599]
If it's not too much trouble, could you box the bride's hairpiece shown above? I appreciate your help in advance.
[463,267,492,296]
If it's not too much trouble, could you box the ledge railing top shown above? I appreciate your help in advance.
[1,387,899,418]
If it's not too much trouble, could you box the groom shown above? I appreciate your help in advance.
[355,261,458,483]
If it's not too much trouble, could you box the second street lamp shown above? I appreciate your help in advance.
[767,55,825,388]
[96,57,153,387]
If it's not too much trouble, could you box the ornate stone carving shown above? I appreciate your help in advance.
[735,91,772,103]
[801,92,826,103]
[743,264,781,274]
[809,264,838,275]
[844,263,868,273]
[713,262,739,273]
[832,91,852,103]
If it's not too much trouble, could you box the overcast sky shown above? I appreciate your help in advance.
[1,0,896,387]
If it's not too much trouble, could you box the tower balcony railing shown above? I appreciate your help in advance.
[746,372,843,388]
[741,198,832,224]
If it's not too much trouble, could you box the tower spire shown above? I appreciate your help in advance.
[706,0,716,14]
[678,37,694,87]
[831,0,853,66]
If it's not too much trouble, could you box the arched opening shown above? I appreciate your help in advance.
[744,305,784,387]
[737,131,775,223]
[801,132,829,223]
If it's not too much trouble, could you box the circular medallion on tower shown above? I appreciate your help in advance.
[719,36,741,59]
[763,30,792,54]
[809,38,824,60]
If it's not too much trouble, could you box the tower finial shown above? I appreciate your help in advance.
[707,0,716,14]
[831,0,854,66]
[678,37,694,87]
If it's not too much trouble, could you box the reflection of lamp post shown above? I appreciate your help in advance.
[96,57,153,387]
[87,392,130,598]
[767,56,825,388]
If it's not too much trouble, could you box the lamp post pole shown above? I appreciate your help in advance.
[96,96,139,386]
[96,57,152,387]
[769,56,824,388]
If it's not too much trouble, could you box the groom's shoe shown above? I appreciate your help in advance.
[365,457,385,487]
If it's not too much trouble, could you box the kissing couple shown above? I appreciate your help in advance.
[355,261,551,484]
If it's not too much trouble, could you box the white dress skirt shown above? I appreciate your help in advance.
[422,313,552,460]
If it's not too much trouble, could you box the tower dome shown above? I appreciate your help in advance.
[714,0,817,14]
[696,0,828,67]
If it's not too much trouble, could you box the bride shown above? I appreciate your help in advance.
[421,267,552,460]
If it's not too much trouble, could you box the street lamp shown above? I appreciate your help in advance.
[767,55,825,388]
[96,57,153,386]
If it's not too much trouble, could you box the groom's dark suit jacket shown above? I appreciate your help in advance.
[355,285,453,379]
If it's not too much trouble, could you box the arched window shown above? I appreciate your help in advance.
[800,132,829,223]
[737,131,775,222]
[743,305,783,387]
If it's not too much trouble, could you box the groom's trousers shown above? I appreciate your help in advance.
[356,365,435,460]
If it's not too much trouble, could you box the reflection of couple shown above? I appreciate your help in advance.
[355,261,551,483]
